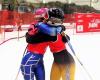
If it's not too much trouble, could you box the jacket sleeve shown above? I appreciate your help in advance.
[26,32,57,44]
[36,22,62,36]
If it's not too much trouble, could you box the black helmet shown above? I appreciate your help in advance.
[48,8,64,19]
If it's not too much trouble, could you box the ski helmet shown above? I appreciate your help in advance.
[35,8,48,19]
[48,8,64,19]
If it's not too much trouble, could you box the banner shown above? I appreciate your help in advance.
[76,13,100,33]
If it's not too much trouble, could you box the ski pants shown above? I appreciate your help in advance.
[50,50,75,80]
[21,51,45,80]
[50,62,75,80]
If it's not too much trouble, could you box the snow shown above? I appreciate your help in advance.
[0,29,100,80]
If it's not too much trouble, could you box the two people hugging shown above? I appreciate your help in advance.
[21,8,75,80]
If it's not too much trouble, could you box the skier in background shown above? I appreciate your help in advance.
[18,19,22,31]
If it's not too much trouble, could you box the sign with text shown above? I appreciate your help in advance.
[76,13,100,33]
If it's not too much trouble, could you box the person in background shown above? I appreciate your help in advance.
[18,19,22,31]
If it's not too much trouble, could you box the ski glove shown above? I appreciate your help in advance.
[62,35,70,43]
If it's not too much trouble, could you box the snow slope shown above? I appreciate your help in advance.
[0,29,100,80]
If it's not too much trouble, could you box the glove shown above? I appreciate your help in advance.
[28,28,38,35]
[61,25,66,31]
[56,25,66,34]
[56,27,62,34]
[62,34,70,43]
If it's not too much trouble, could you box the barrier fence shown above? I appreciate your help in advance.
[0,10,100,33]
[0,11,100,44]
[0,10,76,25]
[0,10,35,26]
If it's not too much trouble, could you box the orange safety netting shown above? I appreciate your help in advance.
[0,10,75,26]
[0,10,35,25]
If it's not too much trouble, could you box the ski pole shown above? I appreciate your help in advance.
[15,45,28,80]
[0,35,25,45]
[67,41,94,80]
